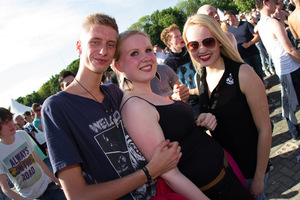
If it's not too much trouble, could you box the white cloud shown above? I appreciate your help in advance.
[0,0,179,109]
[0,1,82,73]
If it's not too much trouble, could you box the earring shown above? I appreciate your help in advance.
[155,72,161,81]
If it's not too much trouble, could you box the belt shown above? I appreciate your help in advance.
[199,153,229,191]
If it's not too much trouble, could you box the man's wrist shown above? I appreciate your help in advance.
[142,166,152,182]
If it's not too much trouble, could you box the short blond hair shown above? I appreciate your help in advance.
[81,13,118,35]
[183,14,243,72]
[160,24,179,48]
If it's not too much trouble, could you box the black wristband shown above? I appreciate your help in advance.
[142,166,152,182]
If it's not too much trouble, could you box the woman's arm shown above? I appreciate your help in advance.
[239,64,272,198]
[121,97,209,200]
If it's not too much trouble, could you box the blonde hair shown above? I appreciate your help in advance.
[182,14,243,72]
[81,13,118,36]
[112,30,152,90]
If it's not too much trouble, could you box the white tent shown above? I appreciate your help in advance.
[217,8,225,21]
[10,99,31,116]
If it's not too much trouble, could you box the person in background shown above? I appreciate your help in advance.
[197,4,238,53]
[183,14,272,200]
[14,115,25,130]
[245,13,273,77]
[150,64,189,102]
[113,29,253,200]
[288,0,300,49]
[153,44,168,65]
[0,107,66,200]
[23,111,37,138]
[42,12,181,200]
[31,103,43,132]
[161,24,200,117]
[58,70,75,91]
[23,110,52,172]
[224,10,265,83]
[251,7,260,23]
[271,0,290,27]
[256,0,300,141]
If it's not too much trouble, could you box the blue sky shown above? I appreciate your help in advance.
[0,0,179,109]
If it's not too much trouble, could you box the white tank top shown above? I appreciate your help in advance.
[257,16,299,75]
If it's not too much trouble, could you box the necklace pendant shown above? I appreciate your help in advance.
[112,117,119,128]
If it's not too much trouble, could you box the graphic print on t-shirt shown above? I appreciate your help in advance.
[93,110,156,199]
[3,142,42,188]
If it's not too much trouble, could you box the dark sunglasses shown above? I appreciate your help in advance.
[187,37,216,52]
[35,109,41,112]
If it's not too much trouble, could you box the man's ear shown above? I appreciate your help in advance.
[76,40,82,55]
[264,0,270,7]
[167,40,171,48]
[114,61,124,72]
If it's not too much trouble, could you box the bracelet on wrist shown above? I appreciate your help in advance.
[142,166,152,182]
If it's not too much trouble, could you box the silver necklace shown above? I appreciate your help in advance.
[74,78,119,128]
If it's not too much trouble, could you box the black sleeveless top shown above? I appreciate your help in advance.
[197,56,262,179]
[122,96,224,187]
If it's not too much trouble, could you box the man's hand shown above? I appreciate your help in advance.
[242,42,251,49]
[146,140,182,179]
[196,113,217,131]
[171,84,189,103]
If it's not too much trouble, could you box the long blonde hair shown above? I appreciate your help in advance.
[182,14,243,72]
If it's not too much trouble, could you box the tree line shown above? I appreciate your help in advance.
[16,0,255,107]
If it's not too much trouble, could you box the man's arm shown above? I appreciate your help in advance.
[57,140,181,200]
[242,33,261,49]
[171,81,189,103]
[38,124,43,132]
[0,174,30,200]
[270,17,300,63]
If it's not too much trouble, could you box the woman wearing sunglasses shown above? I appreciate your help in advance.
[183,14,272,200]
[113,30,254,200]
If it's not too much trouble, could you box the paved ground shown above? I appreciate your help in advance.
[264,74,300,200]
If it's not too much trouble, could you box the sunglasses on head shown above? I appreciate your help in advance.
[187,37,217,52]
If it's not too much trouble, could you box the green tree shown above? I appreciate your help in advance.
[129,7,186,48]
[38,82,52,101]
[66,58,80,74]
[233,0,255,12]
[176,0,238,15]
[23,95,33,106]
[176,0,203,16]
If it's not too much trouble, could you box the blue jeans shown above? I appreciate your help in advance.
[37,182,66,200]
[0,188,11,200]
[255,41,270,74]
[246,172,268,200]
[286,68,300,139]
[243,54,264,83]
[286,118,300,139]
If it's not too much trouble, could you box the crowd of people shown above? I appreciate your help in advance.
[1,0,300,199]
